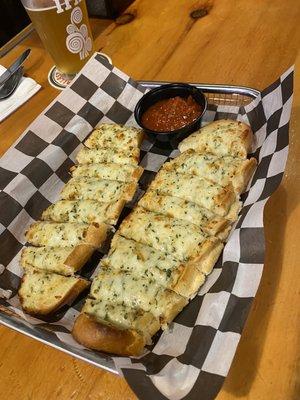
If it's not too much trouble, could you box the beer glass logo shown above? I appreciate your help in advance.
[66,7,92,60]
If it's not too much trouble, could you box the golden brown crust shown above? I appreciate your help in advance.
[132,166,144,181]
[72,313,145,356]
[226,200,242,222]
[84,223,109,248]
[214,184,237,217]
[170,262,206,298]
[123,182,138,201]
[65,244,95,270]
[234,157,257,193]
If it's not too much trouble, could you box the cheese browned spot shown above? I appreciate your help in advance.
[60,177,137,203]
[76,146,140,166]
[71,163,144,183]
[85,124,143,150]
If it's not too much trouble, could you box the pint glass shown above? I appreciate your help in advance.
[20,0,94,76]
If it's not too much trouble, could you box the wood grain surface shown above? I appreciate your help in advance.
[0,1,299,399]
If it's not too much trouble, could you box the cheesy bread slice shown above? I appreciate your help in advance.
[71,163,144,183]
[18,269,90,315]
[163,150,257,194]
[178,119,253,158]
[149,169,240,219]
[85,124,144,150]
[60,177,137,203]
[102,235,206,298]
[25,221,108,248]
[90,268,188,324]
[76,146,140,166]
[119,207,222,263]
[139,191,231,240]
[42,199,125,226]
[73,300,159,355]
[21,245,94,276]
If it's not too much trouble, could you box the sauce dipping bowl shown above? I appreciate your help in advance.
[134,83,207,148]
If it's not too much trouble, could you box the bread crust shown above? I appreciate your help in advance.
[65,244,96,269]
[233,157,257,193]
[72,313,146,356]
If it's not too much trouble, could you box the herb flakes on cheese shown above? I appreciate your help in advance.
[76,146,140,166]
[149,169,237,217]
[119,207,220,261]
[84,124,143,150]
[139,190,230,239]
[60,177,137,203]
[71,163,143,183]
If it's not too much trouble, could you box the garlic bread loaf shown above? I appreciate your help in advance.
[73,120,256,355]
[19,123,143,316]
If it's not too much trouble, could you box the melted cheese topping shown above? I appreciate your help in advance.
[178,120,251,158]
[26,221,92,247]
[60,177,136,203]
[150,169,236,217]
[119,207,211,261]
[139,190,229,237]
[42,199,123,225]
[90,268,186,319]
[76,146,140,166]
[85,124,143,150]
[19,270,83,311]
[104,235,182,288]
[72,163,143,182]
[165,152,244,186]
[21,246,75,275]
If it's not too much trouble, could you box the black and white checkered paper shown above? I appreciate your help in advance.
[0,53,293,400]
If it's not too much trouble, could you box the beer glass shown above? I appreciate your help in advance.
[21,0,94,83]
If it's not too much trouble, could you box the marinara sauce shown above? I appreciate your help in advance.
[141,95,202,132]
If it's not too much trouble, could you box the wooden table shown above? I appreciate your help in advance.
[0,1,299,399]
